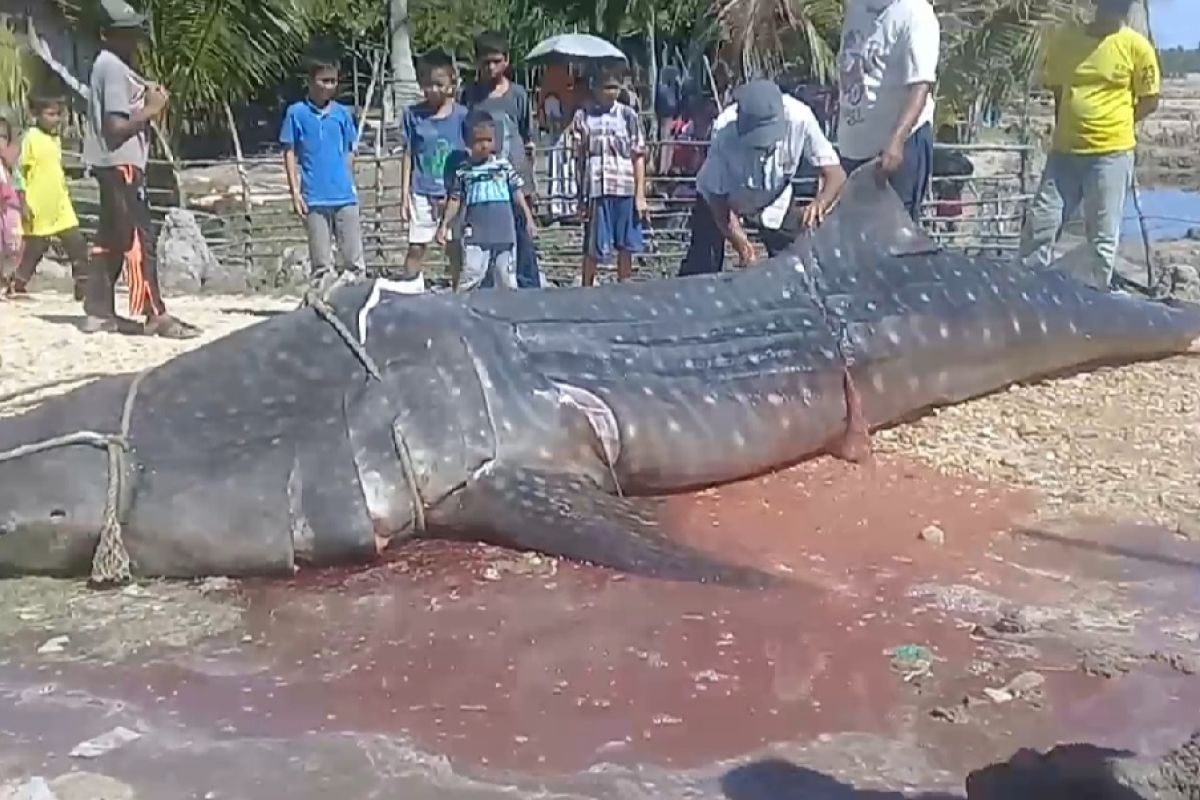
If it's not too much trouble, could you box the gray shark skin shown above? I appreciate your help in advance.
[0,169,1197,583]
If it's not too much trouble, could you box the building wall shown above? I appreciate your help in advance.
[1,0,97,92]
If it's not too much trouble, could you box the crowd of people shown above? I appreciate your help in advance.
[0,0,1162,336]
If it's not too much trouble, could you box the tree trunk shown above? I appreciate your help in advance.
[388,0,420,122]
[1125,0,1151,42]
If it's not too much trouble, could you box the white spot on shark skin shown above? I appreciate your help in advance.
[642,386,655,396]
[1068,320,1078,334]
[704,394,718,405]
[732,431,747,448]
[684,358,695,369]
[982,327,993,343]
[907,375,920,392]
[781,416,792,430]
[887,329,902,345]
[939,323,950,339]
[626,423,638,439]
[767,393,785,406]
[1011,317,1022,334]
[966,290,977,301]
[668,419,682,433]
[1038,318,1049,334]
[705,284,717,294]
[871,372,886,392]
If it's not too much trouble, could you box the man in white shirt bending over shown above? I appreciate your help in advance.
[836,0,941,223]
[677,79,847,276]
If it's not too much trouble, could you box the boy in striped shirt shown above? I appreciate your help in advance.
[570,63,647,287]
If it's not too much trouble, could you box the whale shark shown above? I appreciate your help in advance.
[1,169,1197,584]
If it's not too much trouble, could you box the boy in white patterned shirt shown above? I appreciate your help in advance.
[570,63,647,286]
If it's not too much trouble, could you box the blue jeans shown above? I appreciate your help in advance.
[676,196,797,277]
[1019,150,1133,290]
[481,200,541,288]
[840,122,934,223]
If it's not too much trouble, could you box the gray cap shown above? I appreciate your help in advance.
[734,79,787,149]
[100,0,147,29]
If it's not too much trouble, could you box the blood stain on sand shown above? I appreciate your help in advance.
[92,453,1043,775]
[46,453,1200,781]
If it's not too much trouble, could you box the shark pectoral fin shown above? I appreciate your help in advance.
[442,466,779,589]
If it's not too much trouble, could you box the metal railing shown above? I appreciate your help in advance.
[54,140,1035,287]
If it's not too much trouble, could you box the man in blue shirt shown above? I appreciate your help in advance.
[280,53,364,287]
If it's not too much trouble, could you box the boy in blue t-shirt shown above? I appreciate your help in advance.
[280,54,364,287]
[400,51,467,281]
[435,111,537,291]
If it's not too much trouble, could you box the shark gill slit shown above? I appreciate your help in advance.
[796,248,872,462]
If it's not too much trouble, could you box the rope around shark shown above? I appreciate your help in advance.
[0,367,148,586]
[0,276,390,586]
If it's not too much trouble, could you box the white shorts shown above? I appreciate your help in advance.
[408,193,447,245]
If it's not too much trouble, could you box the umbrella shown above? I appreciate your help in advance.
[525,33,627,64]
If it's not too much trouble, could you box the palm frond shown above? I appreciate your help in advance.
[936,0,1076,125]
[56,0,313,118]
[716,0,841,81]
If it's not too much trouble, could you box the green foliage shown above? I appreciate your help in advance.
[716,0,842,83]
[935,0,1077,129]
[717,0,1081,130]
[0,19,32,119]
[56,0,313,120]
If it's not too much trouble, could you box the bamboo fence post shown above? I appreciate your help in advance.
[222,100,254,275]
[364,48,386,273]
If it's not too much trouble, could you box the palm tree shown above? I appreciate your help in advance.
[714,0,1080,133]
[51,0,312,144]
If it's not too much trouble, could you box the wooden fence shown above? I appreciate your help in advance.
[56,139,1035,287]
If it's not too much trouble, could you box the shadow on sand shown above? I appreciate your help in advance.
[721,758,961,799]
[722,738,1178,800]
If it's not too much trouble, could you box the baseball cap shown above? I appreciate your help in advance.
[99,0,148,29]
[734,79,787,150]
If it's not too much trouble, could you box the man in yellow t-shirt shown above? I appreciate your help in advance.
[1018,0,1160,291]
[6,96,88,301]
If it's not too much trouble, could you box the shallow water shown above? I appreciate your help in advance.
[1120,187,1200,242]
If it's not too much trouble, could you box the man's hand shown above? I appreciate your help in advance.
[144,83,169,118]
[634,193,649,221]
[875,138,904,186]
[525,216,538,239]
[434,225,448,246]
[733,235,756,268]
[399,195,410,223]
[798,200,828,230]
[291,192,308,218]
